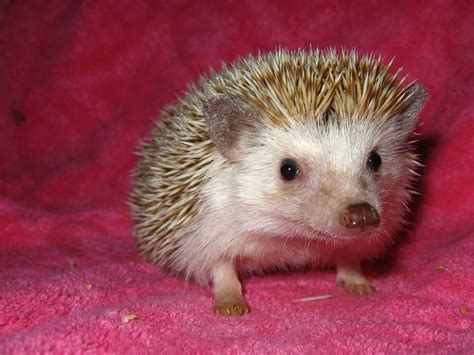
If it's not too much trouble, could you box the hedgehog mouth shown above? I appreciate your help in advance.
[276,215,380,242]
[296,223,380,242]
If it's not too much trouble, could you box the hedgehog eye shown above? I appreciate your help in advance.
[280,159,300,181]
[367,151,382,171]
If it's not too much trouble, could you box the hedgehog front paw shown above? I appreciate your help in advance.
[337,279,376,297]
[336,258,375,297]
[213,302,250,316]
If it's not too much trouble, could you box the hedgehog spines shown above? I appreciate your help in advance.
[130,48,420,268]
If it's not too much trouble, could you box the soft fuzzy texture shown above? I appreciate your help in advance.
[0,0,473,353]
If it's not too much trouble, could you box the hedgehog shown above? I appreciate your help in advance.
[130,49,427,316]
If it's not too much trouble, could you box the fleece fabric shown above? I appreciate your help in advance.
[0,0,473,353]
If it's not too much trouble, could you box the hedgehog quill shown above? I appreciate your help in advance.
[130,49,427,316]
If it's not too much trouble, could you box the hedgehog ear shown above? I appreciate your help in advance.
[396,84,428,135]
[203,95,256,160]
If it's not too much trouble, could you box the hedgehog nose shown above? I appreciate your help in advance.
[339,203,380,229]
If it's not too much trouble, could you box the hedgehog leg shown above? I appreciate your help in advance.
[336,257,375,297]
[211,260,250,316]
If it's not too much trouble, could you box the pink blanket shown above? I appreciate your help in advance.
[1,0,473,352]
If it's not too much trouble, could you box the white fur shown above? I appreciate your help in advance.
[169,114,415,284]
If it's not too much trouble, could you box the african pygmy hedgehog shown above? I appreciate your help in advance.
[130,49,427,316]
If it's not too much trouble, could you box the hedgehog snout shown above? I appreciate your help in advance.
[339,203,380,229]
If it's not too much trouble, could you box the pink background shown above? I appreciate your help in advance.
[1,0,473,352]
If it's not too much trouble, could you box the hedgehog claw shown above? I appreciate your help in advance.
[213,302,250,316]
[337,279,376,297]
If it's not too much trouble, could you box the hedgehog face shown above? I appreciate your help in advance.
[234,116,415,243]
[204,82,426,243]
